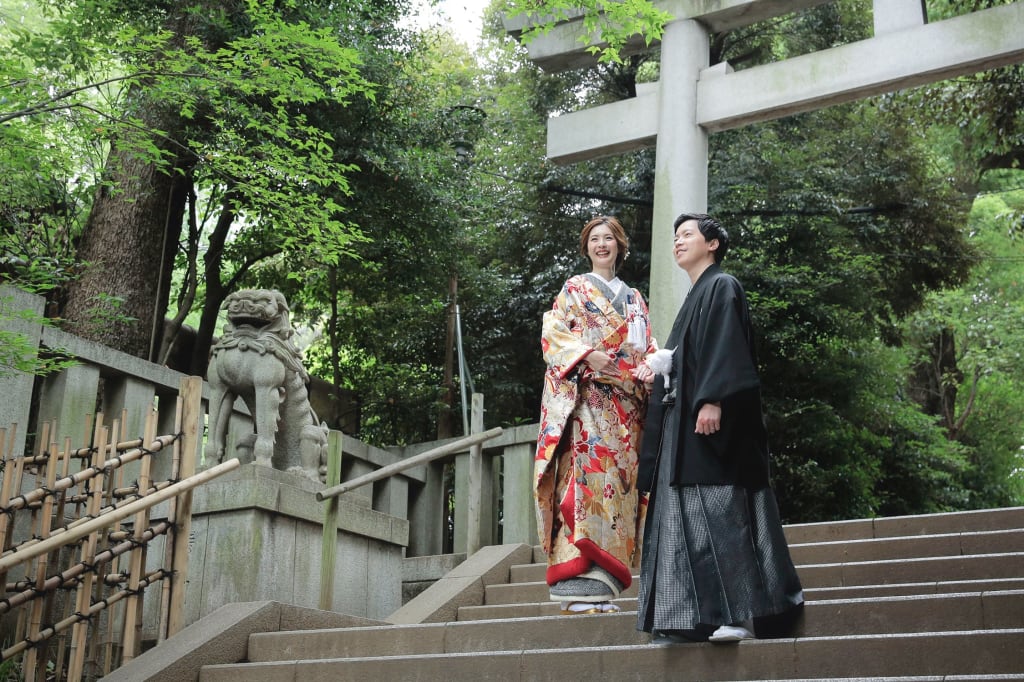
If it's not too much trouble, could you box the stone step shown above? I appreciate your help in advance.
[197,629,1024,681]
[492,552,1024,605]
[798,551,1024,587]
[459,581,1024,620]
[515,529,1024,584]
[497,505,1018,554]
[793,528,1024,563]
[781,507,1024,545]
[804,576,1024,600]
[719,678,1024,682]
[111,507,1024,682]
[520,507,1024,565]
[242,589,1023,661]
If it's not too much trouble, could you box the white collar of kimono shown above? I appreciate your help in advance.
[588,271,624,296]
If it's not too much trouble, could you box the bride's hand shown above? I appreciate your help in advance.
[585,350,614,373]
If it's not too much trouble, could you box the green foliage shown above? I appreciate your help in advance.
[78,291,136,332]
[0,655,22,682]
[696,3,985,520]
[0,328,70,377]
[729,213,969,520]
[129,2,376,264]
[0,4,98,307]
[4,0,1021,520]
[3,0,382,360]
[903,171,1024,507]
[959,376,1024,506]
[245,24,493,443]
[289,10,662,443]
[503,0,671,63]
[0,296,76,378]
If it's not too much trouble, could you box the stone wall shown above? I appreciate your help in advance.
[1,284,540,636]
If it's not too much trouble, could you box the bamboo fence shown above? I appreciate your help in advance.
[0,376,237,682]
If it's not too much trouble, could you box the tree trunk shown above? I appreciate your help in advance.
[61,146,192,359]
[909,325,962,435]
[59,2,220,360]
[159,184,199,366]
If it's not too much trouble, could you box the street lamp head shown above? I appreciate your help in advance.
[445,105,487,164]
[453,140,473,164]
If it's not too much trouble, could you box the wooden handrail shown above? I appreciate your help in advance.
[0,458,241,573]
[315,426,504,502]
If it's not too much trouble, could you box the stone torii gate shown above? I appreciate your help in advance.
[504,0,1024,339]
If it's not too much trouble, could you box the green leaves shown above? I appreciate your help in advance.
[0,296,77,379]
[901,174,1024,507]
[504,0,672,63]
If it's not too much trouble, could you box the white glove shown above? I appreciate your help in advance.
[647,348,675,390]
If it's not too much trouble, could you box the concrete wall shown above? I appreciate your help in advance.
[0,284,45,459]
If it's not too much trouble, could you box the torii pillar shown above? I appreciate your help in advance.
[649,18,708,338]
[504,0,1024,340]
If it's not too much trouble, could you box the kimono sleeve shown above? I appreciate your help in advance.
[691,276,761,413]
[541,284,592,380]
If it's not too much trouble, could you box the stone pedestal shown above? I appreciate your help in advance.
[181,463,408,626]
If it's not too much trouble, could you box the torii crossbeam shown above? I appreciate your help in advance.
[505,0,1024,338]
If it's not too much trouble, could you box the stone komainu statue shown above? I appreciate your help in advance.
[205,289,327,481]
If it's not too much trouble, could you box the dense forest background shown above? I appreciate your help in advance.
[2,0,1022,522]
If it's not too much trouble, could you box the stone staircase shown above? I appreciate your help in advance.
[197,507,1024,681]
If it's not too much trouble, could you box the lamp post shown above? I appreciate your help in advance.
[437,105,487,440]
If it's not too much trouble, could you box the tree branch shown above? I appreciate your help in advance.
[951,364,983,439]
[0,70,202,124]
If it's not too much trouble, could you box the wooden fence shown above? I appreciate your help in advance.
[0,377,237,682]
